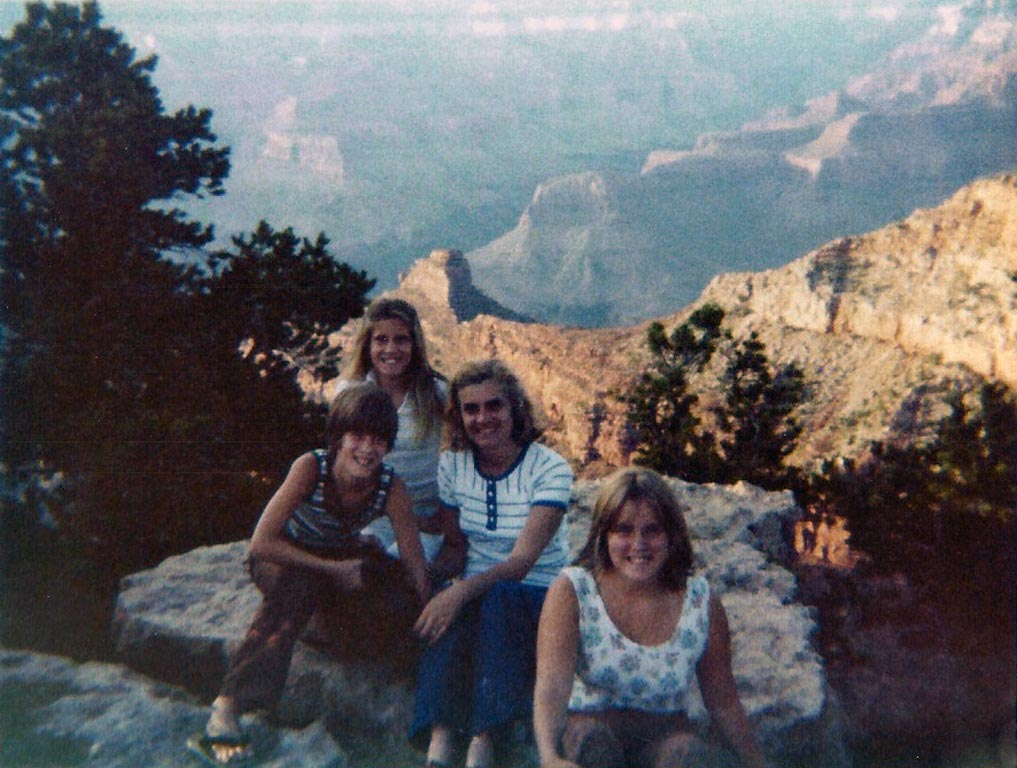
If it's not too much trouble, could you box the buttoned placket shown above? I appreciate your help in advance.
[485,478,497,530]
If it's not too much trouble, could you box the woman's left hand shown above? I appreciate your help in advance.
[414,580,467,644]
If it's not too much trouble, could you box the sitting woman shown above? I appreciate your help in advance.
[534,468,768,768]
[411,359,575,768]
[188,382,431,767]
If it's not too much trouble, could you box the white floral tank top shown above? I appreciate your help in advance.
[564,566,710,714]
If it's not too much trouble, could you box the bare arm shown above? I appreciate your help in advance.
[248,453,359,586]
[386,476,432,603]
[427,502,468,583]
[534,575,583,768]
[697,595,769,768]
[414,503,565,644]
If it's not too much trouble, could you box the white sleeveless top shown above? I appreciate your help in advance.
[565,566,711,714]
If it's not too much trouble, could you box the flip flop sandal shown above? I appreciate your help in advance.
[186,732,254,767]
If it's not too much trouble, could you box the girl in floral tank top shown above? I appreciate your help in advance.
[534,469,769,768]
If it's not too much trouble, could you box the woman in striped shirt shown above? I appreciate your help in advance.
[411,359,575,768]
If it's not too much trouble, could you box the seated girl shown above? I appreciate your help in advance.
[534,468,768,768]
[336,297,454,568]
[188,382,431,767]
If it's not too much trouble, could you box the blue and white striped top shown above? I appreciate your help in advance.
[284,449,394,551]
[438,442,574,588]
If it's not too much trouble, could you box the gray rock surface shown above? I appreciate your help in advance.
[0,649,346,768]
[112,479,847,767]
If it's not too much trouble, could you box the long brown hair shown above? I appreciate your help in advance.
[342,297,445,441]
[445,359,541,451]
[575,468,694,591]
[322,382,398,514]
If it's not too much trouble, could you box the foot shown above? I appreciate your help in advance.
[465,732,494,768]
[186,733,252,766]
[426,724,455,768]
[206,696,242,740]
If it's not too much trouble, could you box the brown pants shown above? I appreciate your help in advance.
[561,709,711,768]
[219,550,419,714]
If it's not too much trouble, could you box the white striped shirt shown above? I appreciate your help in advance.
[438,442,574,588]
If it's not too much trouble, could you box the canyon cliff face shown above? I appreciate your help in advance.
[319,174,1017,477]
[467,13,1017,326]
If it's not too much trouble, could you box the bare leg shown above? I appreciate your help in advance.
[466,731,494,768]
[640,731,710,768]
[205,696,241,737]
[561,714,625,768]
[426,724,455,767]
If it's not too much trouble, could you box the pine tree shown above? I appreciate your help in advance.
[0,4,374,648]
[715,332,805,488]
[621,304,726,481]
[1,1,229,475]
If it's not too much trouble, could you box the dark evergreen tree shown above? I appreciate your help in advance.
[621,304,726,482]
[799,381,1017,570]
[0,3,374,656]
[1,1,229,475]
[204,221,374,371]
[714,332,806,489]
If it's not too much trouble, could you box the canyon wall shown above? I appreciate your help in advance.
[319,174,1017,477]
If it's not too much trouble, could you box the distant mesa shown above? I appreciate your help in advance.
[398,248,532,324]
[261,131,346,184]
[466,14,1017,327]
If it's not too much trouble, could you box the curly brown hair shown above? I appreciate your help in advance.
[445,359,542,451]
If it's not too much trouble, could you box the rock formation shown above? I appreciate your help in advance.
[467,14,1017,326]
[348,174,1016,476]
[110,480,847,768]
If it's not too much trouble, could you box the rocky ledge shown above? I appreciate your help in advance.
[3,477,847,767]
[102,477,847,768]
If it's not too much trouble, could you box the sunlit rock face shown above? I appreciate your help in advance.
[112,479,847,767]
[346,174,1017,479]
[467,16,1017,327]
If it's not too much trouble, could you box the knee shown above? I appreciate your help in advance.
[562,717,624,768]
[651,732,709,768]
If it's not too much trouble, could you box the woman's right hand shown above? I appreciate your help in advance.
[414,579,468,644]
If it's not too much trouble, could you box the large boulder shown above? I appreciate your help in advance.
[112,478,847,767]
[0,649,346,768]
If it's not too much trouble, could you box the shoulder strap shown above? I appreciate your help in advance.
[314,449,328,497]
[365,463,394,520]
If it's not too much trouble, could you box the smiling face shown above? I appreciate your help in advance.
[605,499,671,585]
[458,380,514,453]
[369,318,414,383]
[333,430,389,484]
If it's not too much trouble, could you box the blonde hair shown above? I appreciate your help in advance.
[342,298,445,441]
